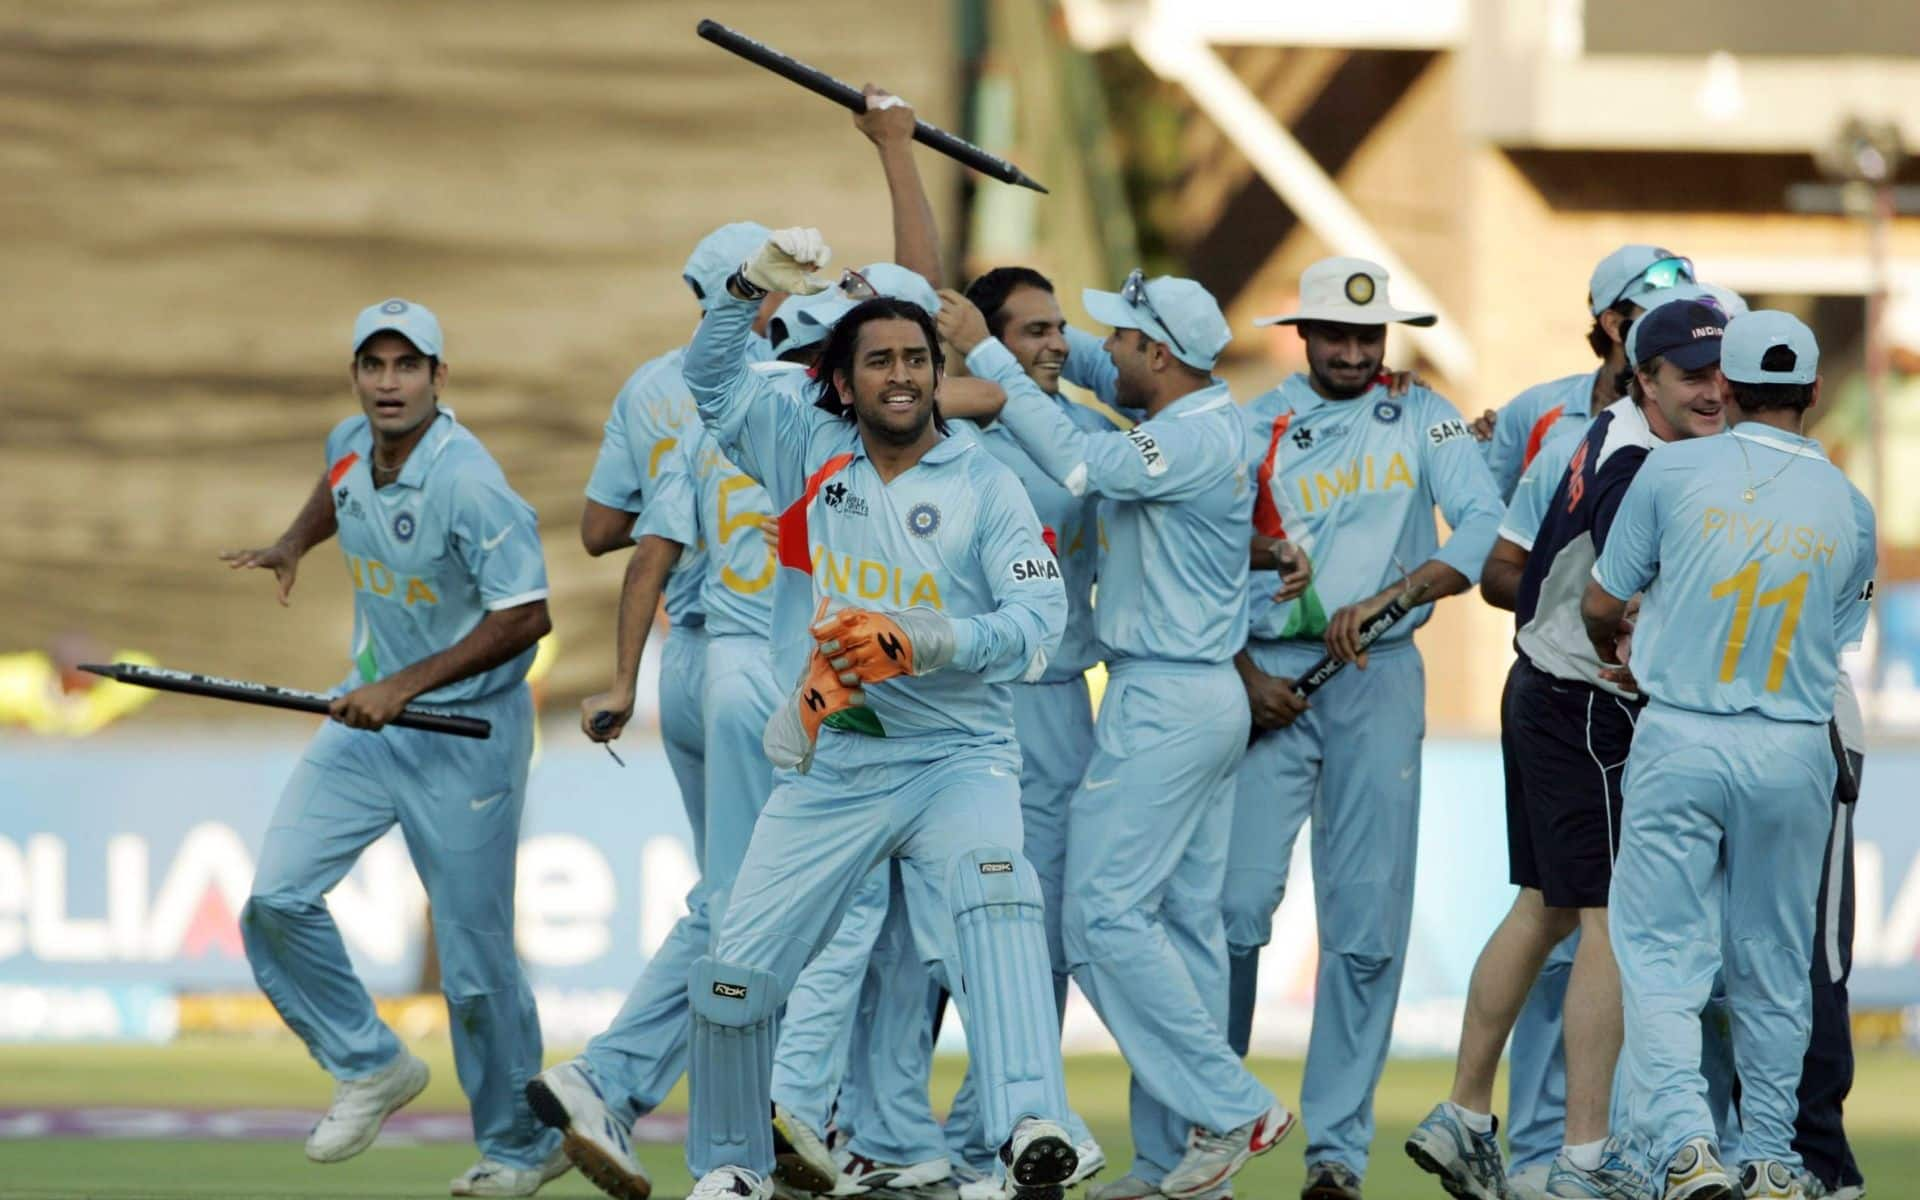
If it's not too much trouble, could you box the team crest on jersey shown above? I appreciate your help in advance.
[380,299,409,315]
[1344,273,1376,305]
[906,502,941,538]
[822,481,867,517]
[392,512,416,542]
[1291,425,1315,450]
[1372,400,1402,424]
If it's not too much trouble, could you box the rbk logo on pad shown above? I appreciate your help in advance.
[712,981,748,999]
[978,861,1013,874]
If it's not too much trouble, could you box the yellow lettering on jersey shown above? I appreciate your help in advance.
[1383,452,1414,490]
[346,555,364,589]
[717,475,775,594]
[367,559,395,596]
[1700,507,1838,566]
[812,547,944,611]
[647,437,678,480]
[404,576,439,607]
[1301,452,1416,512]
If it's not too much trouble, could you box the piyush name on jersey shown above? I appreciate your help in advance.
[1701,508,1842,565]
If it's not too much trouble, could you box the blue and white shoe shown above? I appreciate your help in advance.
[1405,1102,1511,1199]
[1738,1161,1802,1199]
[1544,1146,1649,1198]
[525,1061,650,1200]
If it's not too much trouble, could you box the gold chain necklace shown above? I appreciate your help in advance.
[1733,432,1796,503]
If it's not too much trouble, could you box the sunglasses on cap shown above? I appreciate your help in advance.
[1611,256,1695,308]
[1120,268,1188,356]
[837,268,880,301]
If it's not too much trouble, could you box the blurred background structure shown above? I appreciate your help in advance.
[5,0,1920,1062]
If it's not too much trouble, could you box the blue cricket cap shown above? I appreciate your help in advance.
[352,298,443,357]
[1722,311,1819,385]
[1083,274,1232,372]
[768,291,837,358]
[795,262,942,335]
[1590,244,1694,315]
[684,222,772,313]
[1628,296,1726,371]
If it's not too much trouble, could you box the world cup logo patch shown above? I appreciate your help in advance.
[1344,273,1376,305]
[906,502,941,538]
[393,512,416,542]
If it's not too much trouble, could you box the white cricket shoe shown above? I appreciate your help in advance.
[304,1050,430,1163]
[830,1152,952,1195]
[692,1167,775,1200]
[1739,1161,1804,1199]
[1160,1103,1294,1199]
[773,1103,842,1194]
[1000,1118,1079,1200]
[1662,1138,1735,1200]
[525,1060,651,1200]
[1069,1137,1108,1187]
[1510,1162,1552,1200]
[1085,1175,1161,1200]
[450,1146,573,1196]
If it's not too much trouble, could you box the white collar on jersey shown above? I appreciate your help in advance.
[1729,425,1828,462]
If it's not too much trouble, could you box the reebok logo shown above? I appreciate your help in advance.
[878,632,905,661]
[804,687,826,712]
[711,981,749,999]
[978,861,1013,874]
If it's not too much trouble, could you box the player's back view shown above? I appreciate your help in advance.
[1584,312,1875,1200]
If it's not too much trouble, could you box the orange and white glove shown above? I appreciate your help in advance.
[813,607,956,685]
[763,648,867,774]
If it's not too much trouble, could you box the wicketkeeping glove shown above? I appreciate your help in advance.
[742,227,833,296]
[813,607,956,685]
[763,648,866,774]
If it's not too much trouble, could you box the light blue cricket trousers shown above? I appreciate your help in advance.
[581,631,777,1123]
[1063,659,1272,1183]
[687,740,1068,1178]
[1222,638,1424,1179]
[946,675,1098,1170]
[1610,703,1833,1176]
[241,685,554,1168]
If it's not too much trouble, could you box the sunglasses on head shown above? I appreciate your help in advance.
[1614,256,1695,307]
[1121,268,1187,356]
[838,269,880,301]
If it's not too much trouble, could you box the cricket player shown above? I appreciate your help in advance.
[933,266,1113,1192]
[1410,296,1732,1199]
[945,268,1293,1200]
[1480,246,1692,1195]
[671,227,1075,1200]
[1227,257,1503,1199]
[224,299,564,1196]
[1584,312,1875,1200]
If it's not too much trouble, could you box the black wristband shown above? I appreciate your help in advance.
[728,267,768,301]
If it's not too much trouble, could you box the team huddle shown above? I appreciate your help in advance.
[219,93,1876,1200]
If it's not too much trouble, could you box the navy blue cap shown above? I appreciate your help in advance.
[1628,297,1726,371]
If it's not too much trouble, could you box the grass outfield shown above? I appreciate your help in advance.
[4,1039,1918,1197]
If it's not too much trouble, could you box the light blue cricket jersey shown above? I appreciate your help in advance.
[1485,369,1603,501]
[968,335,1250,666]
[323,410,548,703]
[955,395,1112,681]
[585,347,708,628]
[1242,375,1504,644]
[1500,428,1582,553]
[683,294,1066,755]
[1593,425,1876,723]
[636,419,777,641]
